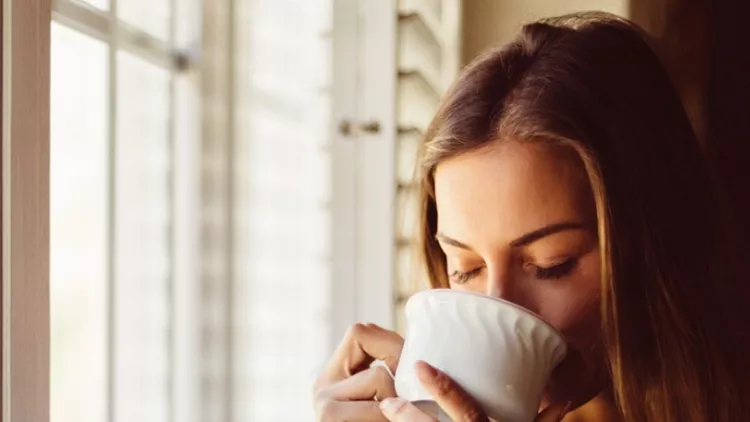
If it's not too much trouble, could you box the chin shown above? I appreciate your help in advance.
[541,346,610,410]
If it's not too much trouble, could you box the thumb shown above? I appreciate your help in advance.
[535,402,572,422]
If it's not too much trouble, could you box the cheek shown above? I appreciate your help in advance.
[535,254,601,344]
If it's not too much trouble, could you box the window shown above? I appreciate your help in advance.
[49,1,462,421]
[51,0,335,421]
[50,1,199,421]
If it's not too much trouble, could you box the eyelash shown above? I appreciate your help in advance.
[533,259,577,280]
[449,267,484,284]
[448,259,577,284]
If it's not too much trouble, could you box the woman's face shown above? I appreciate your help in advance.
[433,140,608,407]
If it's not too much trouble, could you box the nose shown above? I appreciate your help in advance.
[484,262,521,304]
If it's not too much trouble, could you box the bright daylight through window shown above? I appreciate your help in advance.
[50,0,334,421]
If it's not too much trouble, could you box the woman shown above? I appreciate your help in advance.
[313,12,750,421]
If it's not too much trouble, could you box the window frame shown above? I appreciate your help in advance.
[2,0,52,421]
[52,0,178,69]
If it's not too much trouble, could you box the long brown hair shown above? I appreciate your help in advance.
[416,12,749,421]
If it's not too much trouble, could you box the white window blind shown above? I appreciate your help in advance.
[395,0,462,332]
[231,1,334,421]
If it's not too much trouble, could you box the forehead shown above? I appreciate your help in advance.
[433,141,593,243]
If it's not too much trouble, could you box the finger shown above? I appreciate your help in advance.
[316,399,388,422]
[380,398,437,422]
[416,361,488,422]
[316,323,404,389]
[535,402,572,422]
[317,366,397,402]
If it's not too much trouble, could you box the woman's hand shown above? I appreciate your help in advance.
[313,323,405,421]
[379,361,571,422]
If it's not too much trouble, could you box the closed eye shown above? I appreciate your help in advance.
[531,258,577,280]
[448,266,484,284]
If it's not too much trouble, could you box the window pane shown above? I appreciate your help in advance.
[114,50,171,422]
[80,0,110,10]
[119,0,170,41]
[50,22,109,422]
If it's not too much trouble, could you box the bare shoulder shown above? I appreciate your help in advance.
[562,393,622,422]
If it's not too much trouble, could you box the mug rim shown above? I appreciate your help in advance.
[408,288,566,340]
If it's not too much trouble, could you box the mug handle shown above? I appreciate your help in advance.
[370,359,397,379]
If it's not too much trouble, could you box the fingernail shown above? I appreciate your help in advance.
[558,401,572,420]
[414,360,437,381]
[379,397,406,416]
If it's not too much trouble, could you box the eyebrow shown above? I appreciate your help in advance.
[435,222,587,251]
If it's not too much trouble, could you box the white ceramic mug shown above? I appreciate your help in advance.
[394,289,567,422]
